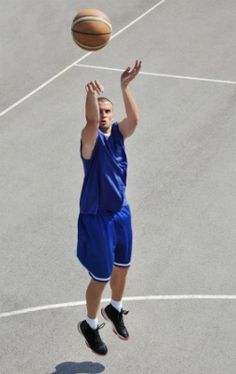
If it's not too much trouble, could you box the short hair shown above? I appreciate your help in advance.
[97,96,113,106]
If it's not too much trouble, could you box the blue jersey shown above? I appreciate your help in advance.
[79,122,128,214]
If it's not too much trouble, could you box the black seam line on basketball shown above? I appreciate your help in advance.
[72,29,111,35]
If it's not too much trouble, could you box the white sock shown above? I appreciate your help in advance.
[86,316,98,330]
[111,299,122,312]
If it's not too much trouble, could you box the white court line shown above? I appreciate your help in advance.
[0,52,90,118]
[76,63,236,86]
[0,0,167,118]
[109,0,167,40]
[1,295,236,319]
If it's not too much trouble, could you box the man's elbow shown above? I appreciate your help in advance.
[132,114,139,128]
[86,117,99,127]
[127,118,139,137]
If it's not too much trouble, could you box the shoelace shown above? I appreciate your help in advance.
[97,322,106,330]
[121,309,129,316]
[117,309,129,327]
[93,322,106,344]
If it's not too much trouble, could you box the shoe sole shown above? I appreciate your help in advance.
[101,308,129,341]
[77,322,108,356]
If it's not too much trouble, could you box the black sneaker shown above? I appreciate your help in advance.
[77,320,108,356]
[101,304,129,340]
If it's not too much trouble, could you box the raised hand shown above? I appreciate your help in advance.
[120,60,142,87]
[85,80,104,95]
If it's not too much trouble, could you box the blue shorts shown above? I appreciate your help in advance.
[77,205,132,282]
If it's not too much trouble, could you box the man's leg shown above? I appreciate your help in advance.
[101,266,130,340]
[78,278,108,355]
[110,266,129,302]
[77,212,114,354]
[86,278,107,318]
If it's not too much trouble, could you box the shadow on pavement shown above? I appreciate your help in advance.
[51,361,105,373]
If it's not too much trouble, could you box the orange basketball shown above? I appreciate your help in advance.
[71,9,112,51]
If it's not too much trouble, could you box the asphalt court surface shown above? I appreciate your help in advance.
[1,0,236,373]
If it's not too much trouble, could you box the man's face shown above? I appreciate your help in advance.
[98,100,114,134]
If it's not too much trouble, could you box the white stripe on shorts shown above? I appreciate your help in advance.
[114,261,131,267]
[89,271,111,282]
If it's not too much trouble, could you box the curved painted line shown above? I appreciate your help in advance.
[1,295,236,319]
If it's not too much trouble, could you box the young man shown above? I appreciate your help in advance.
[77,60,142,355]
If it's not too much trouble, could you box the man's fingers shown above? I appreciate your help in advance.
[121,60,142,84]
[90,81,101,93]
[130,60,142,76]
[94,80,104,94]
[85,82,94,93]
[136,60,142,72]
[85,80,104,94]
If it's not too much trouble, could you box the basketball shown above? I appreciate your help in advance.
[71,9,112,51]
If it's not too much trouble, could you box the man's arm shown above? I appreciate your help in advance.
[81,80,103,159]
[118,60,142,139]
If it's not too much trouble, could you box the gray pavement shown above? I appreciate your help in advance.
[1,0,236,373]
